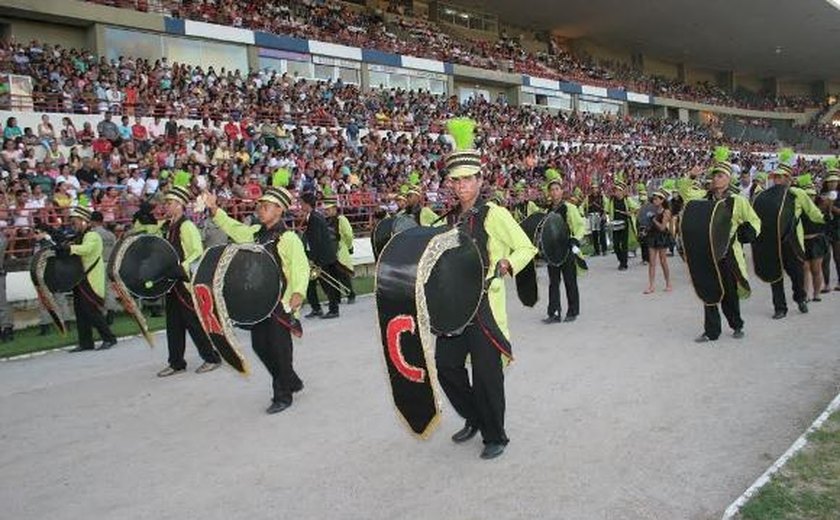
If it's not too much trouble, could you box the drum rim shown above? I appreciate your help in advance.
[535,212,569,267]
[115,233,180,298]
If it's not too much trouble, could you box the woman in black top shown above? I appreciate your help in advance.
[802,188,827,301]
[644,189,673,294]
[820,173,840,291]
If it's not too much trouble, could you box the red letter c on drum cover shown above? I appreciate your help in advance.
[386,315,425,383]
[194,284,223,335]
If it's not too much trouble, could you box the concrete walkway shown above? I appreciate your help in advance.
[2,254,839,520]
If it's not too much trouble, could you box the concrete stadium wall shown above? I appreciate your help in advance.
[642,56,678,80]
[0,0,165,33]
[736,74,765,94]
[4,18,89,50]
[779,80,813,97]
[685,66,718,86]
[570,39,632,67]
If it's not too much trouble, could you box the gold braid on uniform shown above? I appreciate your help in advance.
[212,244,254,376]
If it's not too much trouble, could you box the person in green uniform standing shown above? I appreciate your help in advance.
[766,151,824,319]
[543,170,586,323]
[64,205,118,352]
[156,183,223,377]
[435,118,537,460]
[605,180,638,270]
[678,149,761,342]
[204,185,310,414]
[401,185,440,226]
[323,196,356,303]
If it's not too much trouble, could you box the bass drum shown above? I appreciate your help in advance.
[680,199,733,304]
[217,244,283,326]
[751,185,796,283]
[375,226,484,438]
[536,212,571,266]
[371,214,419,259]
[112,234,180,299]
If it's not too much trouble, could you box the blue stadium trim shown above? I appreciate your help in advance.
[164,18,186,36]
[443,62,454,75]
[521,75,531,87]
[558,82,582,94]
[607,88,627,101]
[254,32,310,54]
[364,49,401,67]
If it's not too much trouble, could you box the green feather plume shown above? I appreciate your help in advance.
[777,148,795,166]
[173,169,191,188]
[713,146,730,163]
[661,179,677,191]
[399,184,410,196]
[824,157,839,171]
[272,168,290,188]
[78,194,90,208]
[636,182,647,193]
[447,118,476,151]
[545,168,562,182]
[614,171,625,184]
[797,173,813,188]
[407,171,421,186]
[573,187,583,198]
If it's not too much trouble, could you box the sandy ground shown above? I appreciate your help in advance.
[2,254,839,520]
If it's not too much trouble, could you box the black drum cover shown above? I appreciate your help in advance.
[681,199,733,304]
[114,234,179,299]
[29,248,68,335]
[537,212,571,266]
[44,255,85,294]
[752,185,795,283]
[519,212,545,244]
[192,245,248,374]
[391,213,418,235]
[375,226,484,438]
[217,244,282,326]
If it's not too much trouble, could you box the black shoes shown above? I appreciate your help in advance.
[347,295,356,304]
[304,309,323,319]
[772,310,787,320]
[618,265,628,271]
[564,315,577,323]
[451,423,479,443]
[694,334,718,343]
[97,339,117,351]
[0,327,13,343]
[732,329,745,339]
[797,301,809,314]
[480,443,506,460]
[266,399,292,414]
[542,315,560,324]
[321,310,340,319]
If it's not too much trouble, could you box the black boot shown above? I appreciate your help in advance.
[39,324,50,336]
[2,327,13,342]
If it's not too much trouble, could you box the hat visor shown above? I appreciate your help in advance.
[448,165,481,179]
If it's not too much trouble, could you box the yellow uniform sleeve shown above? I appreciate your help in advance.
[419,207,440,227]
[338,215,354,250]
[526,200,542,217]
[178,220,204,273]
[792,187,825,224]
[485,203,538,277]
[70,231,105,297]
[212,209,261,244]
[277,231,310,314]
[132,221,163,236]
[732,195,762,238]
[565,202,586,242]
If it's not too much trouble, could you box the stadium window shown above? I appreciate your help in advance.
[287,60,313,81]
[369,71,389,90]
[103,27,163,63]
[390,73,409,90]
[429,79,446,95]
[338,67,359,85]
[314,64,333,82]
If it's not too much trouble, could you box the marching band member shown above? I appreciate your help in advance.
[322,196,356,304]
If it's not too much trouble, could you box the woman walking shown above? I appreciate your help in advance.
[644,189,673,294]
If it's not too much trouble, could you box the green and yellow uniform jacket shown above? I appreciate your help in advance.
[212,209,310,317]
[447,201,537,345]
[70,230,106,299]
[166,217,204,287]
[400,204,441,227]
[333,214,355,273]
[679,182,762,298]
[790,186,824,249]
[605,195,640,242]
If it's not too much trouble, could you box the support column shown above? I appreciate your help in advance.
[762,77,779,97]
[811,80,827,101]
[677,63,687,83]
[716,70,734,92]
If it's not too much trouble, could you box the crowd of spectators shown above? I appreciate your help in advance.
[81,0,820,112]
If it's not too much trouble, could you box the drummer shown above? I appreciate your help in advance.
[436,118,537,459]
[204,186,310,414]
[543,170,586,323]
[606,181,638,271]
[156,183,223,378]
[63,205,118,352]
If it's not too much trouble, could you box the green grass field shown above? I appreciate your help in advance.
[0,276,375,359]
[738,410,840,520]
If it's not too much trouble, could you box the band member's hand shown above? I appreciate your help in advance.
[204,193,218,214]
[289,292,303,311]
[571,245,581,256]
[497,259,512,277]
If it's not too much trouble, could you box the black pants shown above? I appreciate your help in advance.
[614,228,629,268]
[251,316,302,403]
[546,261,579,318]
[73,283,116,350]
[436,323,508,445]
[770,241,806,313]
[703,256,743,339]
[822,239,840,286]
[165,285,220,370]
[591,225,607,255]
[307,262,342,313]
[335,265,355,299]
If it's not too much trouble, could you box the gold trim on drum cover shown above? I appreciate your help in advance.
[32,249,67,335]
[708,201,726,305]
[211,244,252,376]
[680,200,724,305]
[109,233,154,348]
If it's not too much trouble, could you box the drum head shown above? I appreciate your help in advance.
[392,214,418,235]
[681,199,733,304]
[44,255,85,293]
[425,231,484,335]
[220,245,282,325]
[538,212,571,266]
[117,234,180,299]
[752,185,795,283]
[519,212,546,242]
